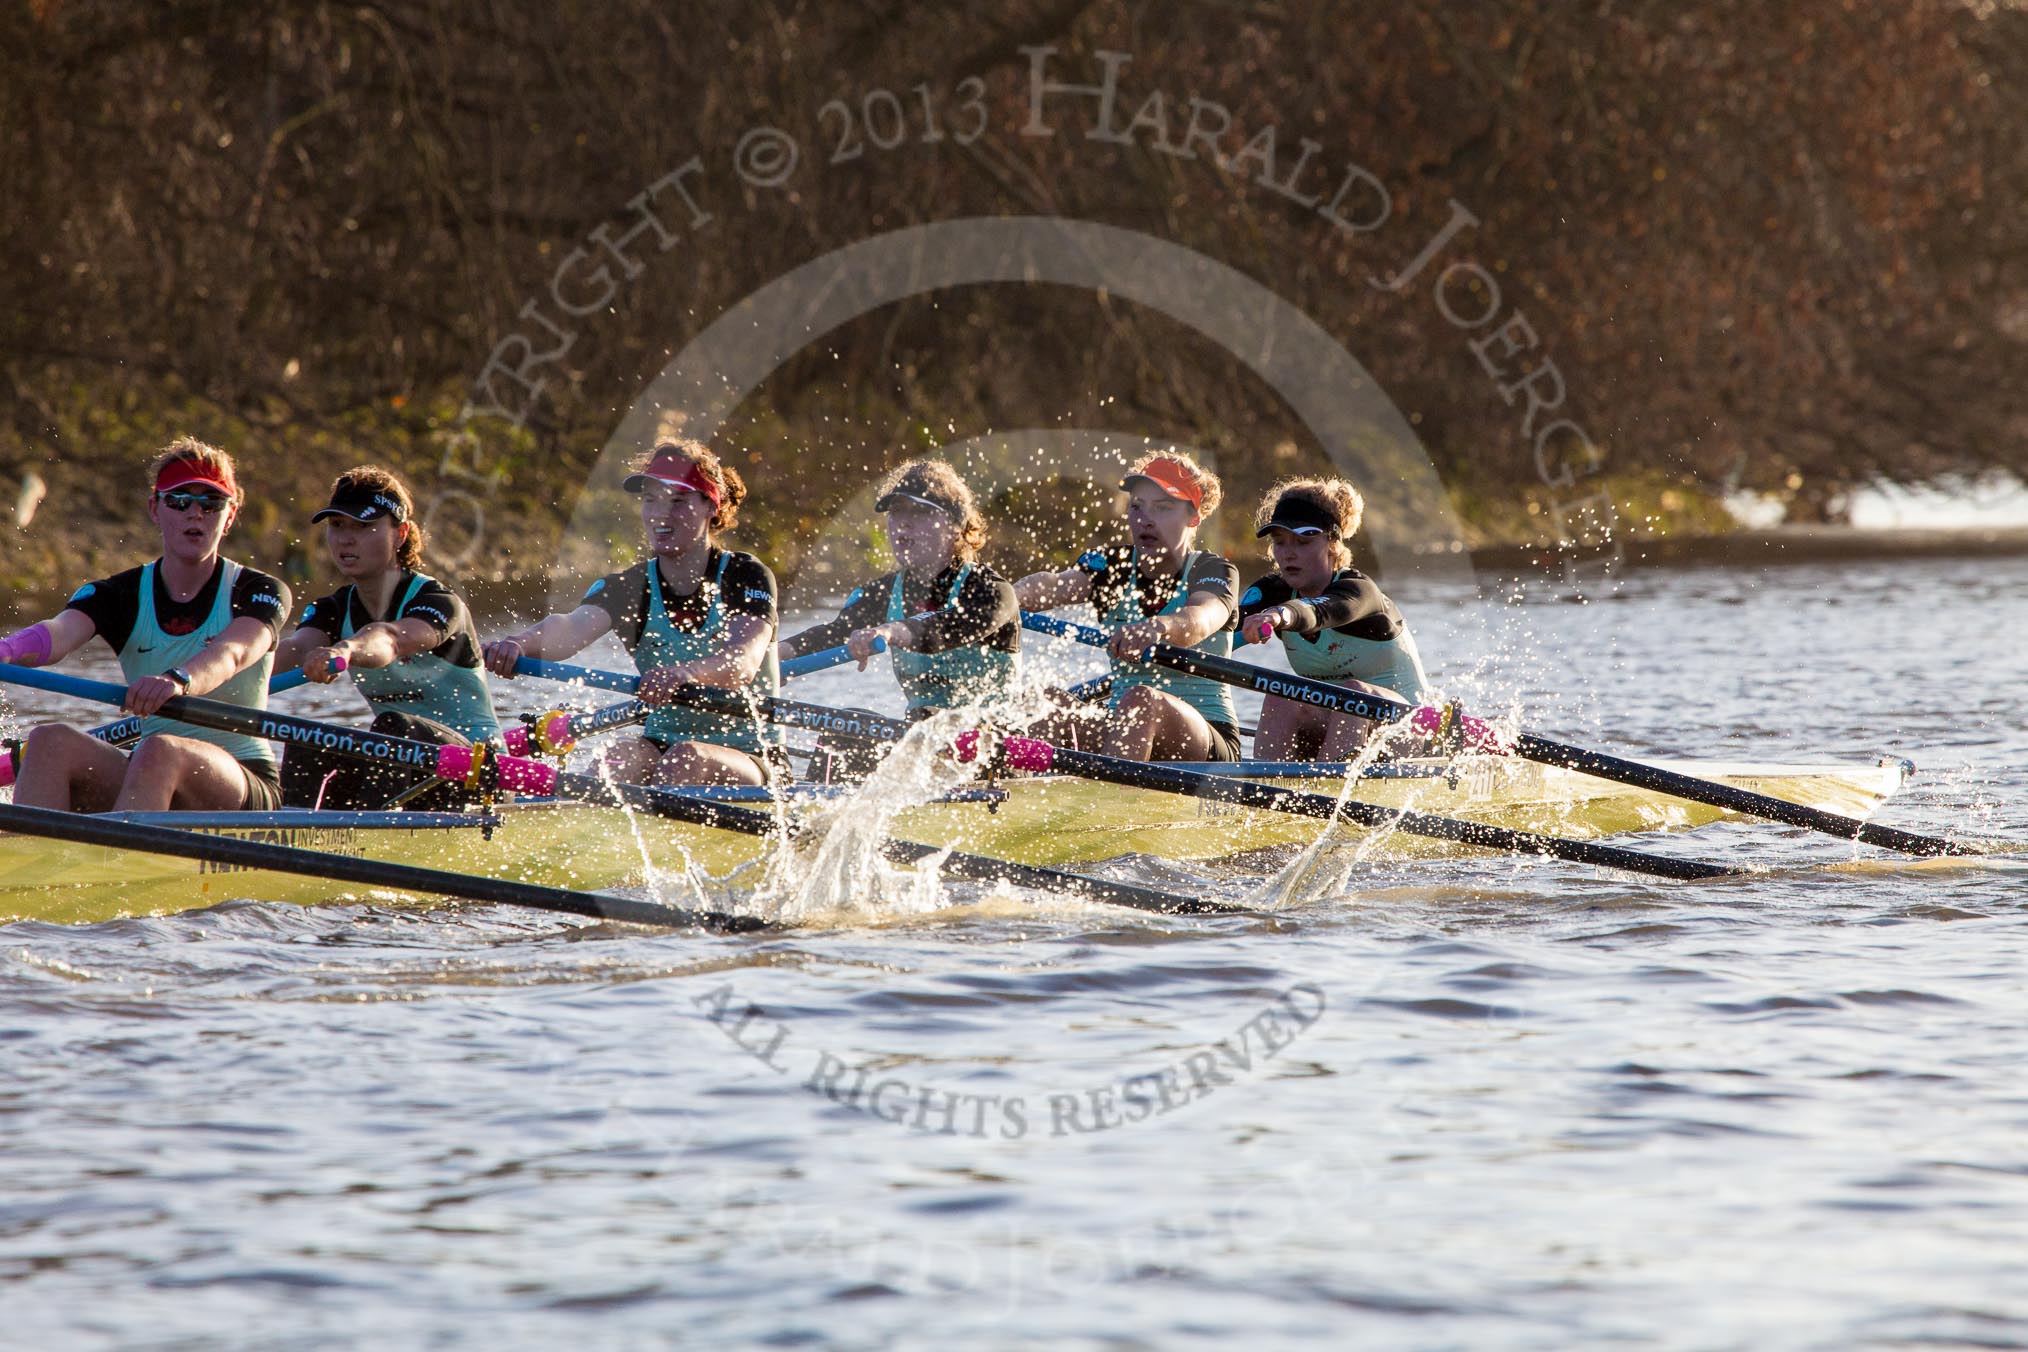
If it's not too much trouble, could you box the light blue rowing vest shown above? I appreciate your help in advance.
[1104,549,1238,729]
[631,554,781,755]
[1281,615,1433,703]
[887,566,1018,711]
[117,559,275,766]
[338,572,501,741]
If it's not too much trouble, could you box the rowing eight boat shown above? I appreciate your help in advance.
[0,754,1910,925]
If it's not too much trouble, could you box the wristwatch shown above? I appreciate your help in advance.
[163,667,193,690]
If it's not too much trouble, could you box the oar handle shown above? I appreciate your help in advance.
[511,657,640,694]
[780,638,884,679]
[516,639,874,692]
[508,656,747,700]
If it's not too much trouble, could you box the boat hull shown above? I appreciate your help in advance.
[0,757,1912,925]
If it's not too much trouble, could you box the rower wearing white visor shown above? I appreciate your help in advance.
[271,465,502,809]
[779,459,1019,718]
[1236,477,1433,759]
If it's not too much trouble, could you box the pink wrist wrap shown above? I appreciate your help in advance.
[0,625,53,668]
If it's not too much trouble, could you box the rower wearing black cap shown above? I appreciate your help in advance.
[271,465,502,809]
[779,459,1019,721]
[1237,477,1433,759]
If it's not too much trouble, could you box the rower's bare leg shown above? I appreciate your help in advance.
[13,724,132,812]
[114,735,254,811]
[600,736,662,785]
[1317,712,1379,759]
[1103,685,1218,762]
[1022,688,1105,753]
[1253,694,1321,761]
[1315,680,1408,759]
[654,740,766,787]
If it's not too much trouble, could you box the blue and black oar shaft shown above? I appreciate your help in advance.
[946,728,1735,882]
[1021,611,1976,858]
[579,676,1734,882]
[1,665,324,788]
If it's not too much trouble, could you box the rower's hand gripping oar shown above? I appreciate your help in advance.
[0,663,1222,917]
[1022,611,1979,858]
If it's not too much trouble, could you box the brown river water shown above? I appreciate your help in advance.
[2,552,2025,1349]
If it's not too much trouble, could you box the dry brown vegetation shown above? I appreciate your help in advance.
[4,0,2024,599]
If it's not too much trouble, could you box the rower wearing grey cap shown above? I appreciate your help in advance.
[1236,476,1433,760]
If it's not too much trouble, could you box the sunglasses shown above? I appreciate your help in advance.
[157,490,232,514]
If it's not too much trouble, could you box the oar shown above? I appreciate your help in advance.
[0,800,755,930]
[497,641,875,758]
[0,664,1225,917]
[564,677,1730,881]
[781,637,884,680]
[1021,611,1977,858]
[948,730,1734,882]
[0,667,323,789]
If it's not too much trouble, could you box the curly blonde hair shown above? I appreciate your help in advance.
[874,459,989,561]
[1254,477,1363,570]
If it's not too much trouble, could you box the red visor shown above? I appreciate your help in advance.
[154,459,237,499]
[1121,457,1203,514]
[623,450,722,506]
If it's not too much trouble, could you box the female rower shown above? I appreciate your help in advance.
[1236,477,1433,759]
[779,459,1019,716]
[482,439,783,786]
[1013,452,1242,761]
[271,466,501,810]
[0,438,291,811]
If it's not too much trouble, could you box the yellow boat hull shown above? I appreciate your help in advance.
[0,758,1912,925]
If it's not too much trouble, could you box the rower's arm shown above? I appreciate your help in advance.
[657,612,772,689]
[311,617,444,675]
[271,624,333,675]
[180,615,276,698]
[1014,567,1091,611]
[1292,573,1396,636]
[1155,590,1233,649]
[0,608,96,668]
[484,606,612,676]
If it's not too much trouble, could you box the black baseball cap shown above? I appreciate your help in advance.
[311,483,408,525]
[1254,495,1340,538]
[874,466,964,519]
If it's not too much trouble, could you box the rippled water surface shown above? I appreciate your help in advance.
[3,554,2025,1349]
